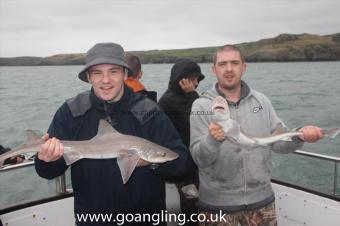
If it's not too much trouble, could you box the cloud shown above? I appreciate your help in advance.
[0,0,339,57]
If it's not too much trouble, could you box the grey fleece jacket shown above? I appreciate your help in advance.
[190,81,303,211]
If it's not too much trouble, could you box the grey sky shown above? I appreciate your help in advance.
[0,0,339,57]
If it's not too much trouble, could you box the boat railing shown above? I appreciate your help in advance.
[53,150,340,196]
[0,160,34,172]
[292,150,340,196]
[55,174,68,194]
[1,149,339,212]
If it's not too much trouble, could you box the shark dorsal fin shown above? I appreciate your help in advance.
[96,119,119,136]
[272,123,288,135]
[26,130,41,143]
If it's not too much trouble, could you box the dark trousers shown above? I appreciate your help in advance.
[176,181,199,226]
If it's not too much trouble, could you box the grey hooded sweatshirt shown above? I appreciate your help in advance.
[190,81,303,212]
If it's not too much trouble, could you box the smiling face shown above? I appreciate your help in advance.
[87,64,127,102]
[212,49,247,92]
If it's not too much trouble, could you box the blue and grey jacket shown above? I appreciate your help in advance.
[190,81,303,213]
[35,86,190,225]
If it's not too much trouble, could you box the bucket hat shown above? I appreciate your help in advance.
[78,42,133,82]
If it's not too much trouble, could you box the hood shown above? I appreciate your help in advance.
[168,59,205,93]
[125,77,146,93]
[202,80,251,104]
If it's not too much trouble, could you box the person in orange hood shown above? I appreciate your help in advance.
[125,53,157,101]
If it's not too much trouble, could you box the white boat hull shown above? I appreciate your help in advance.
[273,183,340,226]
[1,182,339,226]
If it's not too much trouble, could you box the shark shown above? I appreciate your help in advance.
[211,96,340,147]
[0,120,179,184]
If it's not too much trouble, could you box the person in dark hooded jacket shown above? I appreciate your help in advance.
[158,59,205,148]
[158,59,205,226]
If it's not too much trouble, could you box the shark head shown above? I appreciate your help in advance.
[139,147,179,163]
[211,96,241,141]
[212,96,230,120]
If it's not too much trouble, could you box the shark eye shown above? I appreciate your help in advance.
[161,152,166,157]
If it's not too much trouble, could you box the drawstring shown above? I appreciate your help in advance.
[104,103,117,126]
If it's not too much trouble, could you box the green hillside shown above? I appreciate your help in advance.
[1,33,339,66]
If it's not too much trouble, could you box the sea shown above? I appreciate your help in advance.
[0,62,340,209]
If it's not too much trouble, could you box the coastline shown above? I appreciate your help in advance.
[1,33,340,66]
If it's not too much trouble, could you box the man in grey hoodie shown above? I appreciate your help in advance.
[190,45,323,225]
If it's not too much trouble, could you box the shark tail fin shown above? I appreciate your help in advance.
[323,128,340,139]
[117,148,140,184]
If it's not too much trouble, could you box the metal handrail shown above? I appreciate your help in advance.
[0,160,34,172]
[0,159,70,195]
[56,174,67,194]
[293,149,340,196]
[1,150,339,196]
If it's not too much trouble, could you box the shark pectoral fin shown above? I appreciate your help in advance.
[272,123,288,135]
[117,149,140,184]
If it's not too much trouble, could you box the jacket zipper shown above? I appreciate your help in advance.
[232,102,248,205]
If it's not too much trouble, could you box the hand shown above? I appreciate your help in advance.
[209,122,225,142]
[298,126,324,143]
[137,159,151,167]
[179,78,196,93]
[38,134,64,162]
[15,156,25,164]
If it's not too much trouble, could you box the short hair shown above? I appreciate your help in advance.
[125,53,141,78]
[213,45,245,64]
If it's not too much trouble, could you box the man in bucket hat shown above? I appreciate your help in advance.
[35,43,191,226]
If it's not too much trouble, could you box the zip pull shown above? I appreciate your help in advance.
[106,116,117,126]
[229,102,239,109]
[106,116,112,123]
[104,103,117,126]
